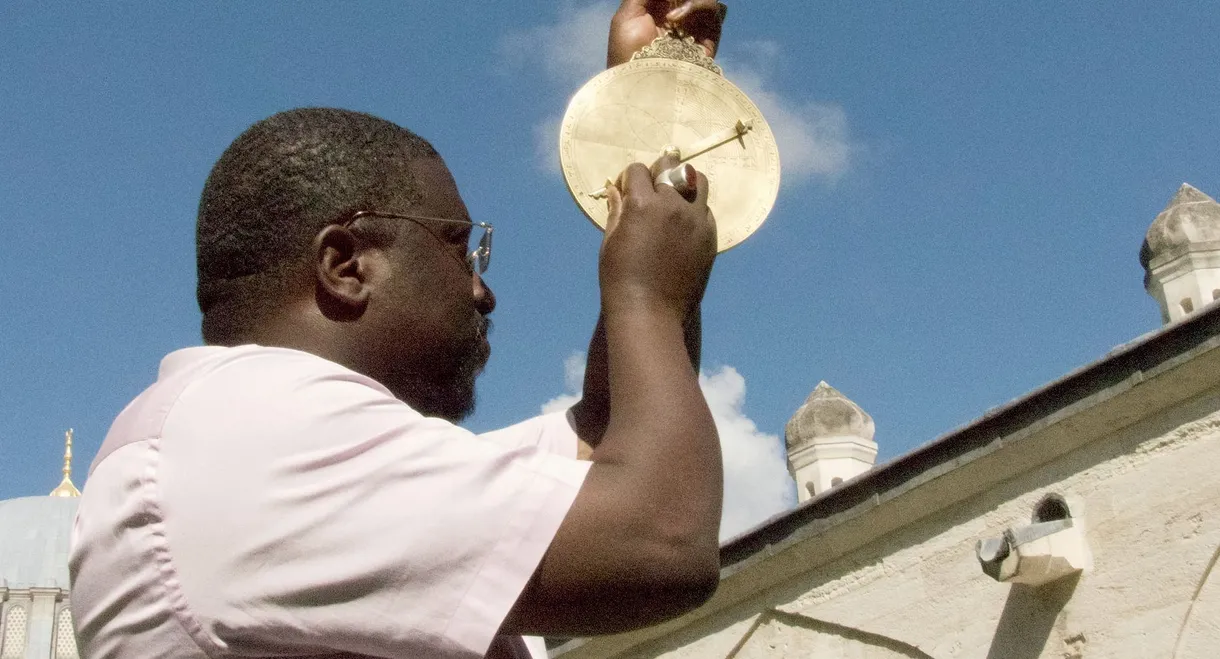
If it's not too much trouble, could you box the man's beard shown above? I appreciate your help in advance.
[395,317,491,422]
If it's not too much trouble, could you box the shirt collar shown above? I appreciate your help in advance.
[158,346,230,380]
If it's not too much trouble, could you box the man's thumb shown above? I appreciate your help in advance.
[604,179,622,236]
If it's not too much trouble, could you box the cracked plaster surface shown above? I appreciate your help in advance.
[633,390,1220,659]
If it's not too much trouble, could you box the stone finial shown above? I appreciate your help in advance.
[1140,183,1220,271]
[1141,183,1220,324]
[785,381,876,450]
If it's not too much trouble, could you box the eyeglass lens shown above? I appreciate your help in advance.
[469,226,491,274]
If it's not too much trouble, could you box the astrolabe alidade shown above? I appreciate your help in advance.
[559,30,781,252]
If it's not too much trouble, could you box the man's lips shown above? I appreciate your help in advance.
[475,317,492,363]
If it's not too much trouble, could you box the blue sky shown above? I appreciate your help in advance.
[3,3,1218,536]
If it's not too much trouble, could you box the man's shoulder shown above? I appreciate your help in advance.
[166,345,402,420]
[91,345,397,472]
[164,344,392,398]
[162,344,364,379]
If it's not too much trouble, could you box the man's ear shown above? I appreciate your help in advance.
[313,225,371,319]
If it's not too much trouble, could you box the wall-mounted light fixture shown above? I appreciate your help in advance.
[976,494,1092,586]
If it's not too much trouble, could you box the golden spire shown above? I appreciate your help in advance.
[50,428,81,498]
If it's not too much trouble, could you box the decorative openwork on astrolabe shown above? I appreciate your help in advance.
[559,28,781,252]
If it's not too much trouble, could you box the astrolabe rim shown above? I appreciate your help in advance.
[558,57,781,253]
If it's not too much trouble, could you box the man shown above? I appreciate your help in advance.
[70,2,728,657]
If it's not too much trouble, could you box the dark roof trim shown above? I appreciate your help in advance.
[719,301,1220,569]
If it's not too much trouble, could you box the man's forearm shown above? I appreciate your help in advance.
[505,304,722,635]
[683,304,702,370]
[572,303,703,448]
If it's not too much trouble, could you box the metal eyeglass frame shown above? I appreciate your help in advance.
[344,210,493,275]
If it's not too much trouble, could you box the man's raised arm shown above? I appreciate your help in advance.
[499,1,729,637]
[574,0,722,451]
[502,157,721,636]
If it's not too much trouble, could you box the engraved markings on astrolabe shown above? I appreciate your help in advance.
[560,55,781,252]
[583,110,761,202]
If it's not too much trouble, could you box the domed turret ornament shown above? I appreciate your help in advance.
[49,429,81,498]
[559,19,781,252]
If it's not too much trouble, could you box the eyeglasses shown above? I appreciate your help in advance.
[344,210,493,275]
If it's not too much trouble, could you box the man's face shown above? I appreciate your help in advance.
[363,157,495,421]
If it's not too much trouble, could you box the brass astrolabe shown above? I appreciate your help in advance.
[559,29,781,252]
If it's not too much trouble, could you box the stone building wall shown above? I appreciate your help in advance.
[556,307,1220,659]
[662,390,1220,658]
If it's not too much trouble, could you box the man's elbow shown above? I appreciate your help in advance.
[586,548,717,635]
[653,509,721,596]
[644,536,721,615]
[668,556,720,612]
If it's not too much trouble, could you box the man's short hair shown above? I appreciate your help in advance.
[196,107,438,338]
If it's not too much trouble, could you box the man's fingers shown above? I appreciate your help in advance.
[605,181,623,235]
[619,162,655,198]
[614,0,649,19]
[666,0,724,22]
[667,0,725,57]
[649,152,682,180]
[692,171,711,210]
[617,0,678,21]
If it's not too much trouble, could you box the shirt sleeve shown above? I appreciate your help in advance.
[154,350,591,659]
[478,408,582,459]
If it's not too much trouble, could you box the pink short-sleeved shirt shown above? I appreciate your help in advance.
[68,345,591,659]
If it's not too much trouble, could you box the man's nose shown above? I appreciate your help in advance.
[473,272,496,315]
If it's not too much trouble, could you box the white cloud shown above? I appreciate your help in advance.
[541,351,796,541]
[498,1,616,92]
[700,366,797,539]
[541,351,586,414]
[501,5,855,184]
[562,351,585,391]
[720,41,852,185]
[533,113,564,177]
[501,1,617,176]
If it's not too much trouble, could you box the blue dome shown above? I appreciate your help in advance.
[0,496,78,589]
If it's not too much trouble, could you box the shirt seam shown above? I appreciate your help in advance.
[130,354,236,659]
[140,432,223,659]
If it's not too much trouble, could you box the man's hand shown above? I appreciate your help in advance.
[571,153,713,448]
[599,154,715,318]
[608,0,727,68]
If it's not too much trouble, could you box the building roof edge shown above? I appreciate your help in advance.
[718,299,1220,568]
